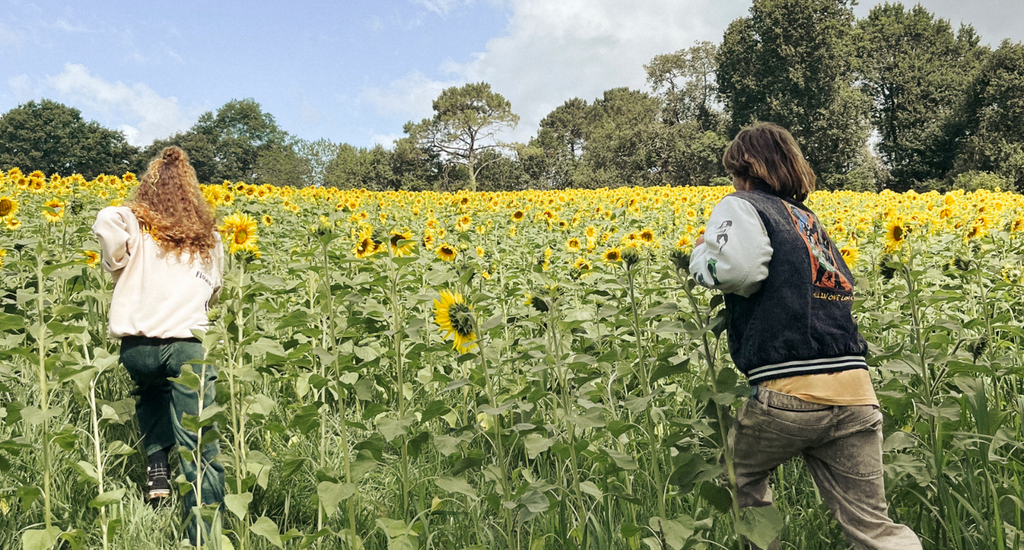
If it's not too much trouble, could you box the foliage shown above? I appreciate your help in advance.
[645,41,725,132]
[0,100,138,179]
[144,99,289,184]
[2,169,1024,550]
[951,171,1012,193]
[854,3,985,191]
[951,40,1024,191]
[406,83,520,192]
[717,0,871,186]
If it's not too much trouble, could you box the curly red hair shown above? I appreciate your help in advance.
[128,147,217,262]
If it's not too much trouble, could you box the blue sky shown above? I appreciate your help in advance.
[2,0,1021,149]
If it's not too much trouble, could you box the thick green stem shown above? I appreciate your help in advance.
[35,247,52,529]
[626,266,665,520]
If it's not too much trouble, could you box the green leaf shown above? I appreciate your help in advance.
[603,448,638,470]
[350,449,378,481]
[647,516,695,550]
[642,301,678,319]
[377,416,415,442]
[72,460,99,484]
[87,488,125,508]
[434,476,478,500]
[251,516,284,548]
[523,434,554,460]
[318,481,357,516]
[106,440,135,456]
[579,481,603,499]
[224,492,253,520]
[22,527,60,550]
[0,313,25,331]
[247,338,286,357]
[736,506,783,549]
[698,482,733,514]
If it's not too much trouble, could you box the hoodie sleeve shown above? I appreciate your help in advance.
[92,207,139,274]
[689,195,773,297]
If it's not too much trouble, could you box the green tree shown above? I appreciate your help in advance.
[252,142,310,187]
[583,87,666,188]
[408,82,519,191]
[951,40,1024,190]
[717,0,870,186]
[0,99,138,178]
[144,98,289,183]
[854,3,985,190]
[645,41,725,132]
[528,98,592,189]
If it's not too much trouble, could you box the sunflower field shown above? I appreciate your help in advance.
[1,167,1023,550]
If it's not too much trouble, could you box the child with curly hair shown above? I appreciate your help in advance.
[93,146,225,545]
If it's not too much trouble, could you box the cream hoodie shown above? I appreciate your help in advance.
[92,206,223,339]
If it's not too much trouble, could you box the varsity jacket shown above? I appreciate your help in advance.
[689,190,868,384]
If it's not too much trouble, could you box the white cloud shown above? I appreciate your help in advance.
[411,0,472,16]
[371,133,405,148]
[46,63,197,146]
[359,71,459,119]
[8,74,37,102]
[0,22,26,50]
[370,0,749,144]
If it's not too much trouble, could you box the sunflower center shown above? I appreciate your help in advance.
[449,303,474,337]
[235,229,248,245]
[892,226,904,241]
[0,199,11,217]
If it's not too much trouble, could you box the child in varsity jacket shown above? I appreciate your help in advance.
[689,122,920,550]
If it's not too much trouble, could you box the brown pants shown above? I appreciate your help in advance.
[730,387,921,550]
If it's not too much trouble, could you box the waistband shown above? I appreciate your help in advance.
[121,335,202,346]
[751,386,834,411]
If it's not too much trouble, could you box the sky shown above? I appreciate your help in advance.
[1,0,1021,150]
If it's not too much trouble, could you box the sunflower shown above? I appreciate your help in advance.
[839,245,859,267]
[42,199,65,223]
[1010,217,1024,233]
[511,210,525,222]
[5,218,21,230]
[434,290,476,352]
[602,247,622,264]
[219,212,260,255]
[436,243,458,262]
[573,257,592,271]
[639,227,656,245]
[82,250,100,268]
[0,196,17,219]
[456,215,472,231]
[0,248,5,268]
[566,238,581,251]
[884,218,906,251]
[388,230,415,257]
[354,236,377,259]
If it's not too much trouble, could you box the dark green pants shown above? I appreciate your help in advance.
[120,336,225,544]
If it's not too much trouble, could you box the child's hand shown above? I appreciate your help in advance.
[695,234,705,247]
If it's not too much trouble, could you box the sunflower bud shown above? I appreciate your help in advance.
[527,293,550,313]
[621,246,641,268]
[371,226,388,246]
[972,336,989,361]
[68,198,84,216]
[668,249,691,273]
[952,257,972,271]
[878,254,899,281]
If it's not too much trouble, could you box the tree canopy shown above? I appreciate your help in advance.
[0,99,138,179]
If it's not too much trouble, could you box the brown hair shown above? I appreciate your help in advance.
[127,146,217,262]
[722,122,816,202]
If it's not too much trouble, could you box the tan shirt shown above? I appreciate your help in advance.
[762,369,878,406]
[93,206,223,339]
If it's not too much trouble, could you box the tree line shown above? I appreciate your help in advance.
[2,0,1022,193]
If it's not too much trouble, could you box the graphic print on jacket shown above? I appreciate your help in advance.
[784,202,852,293]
